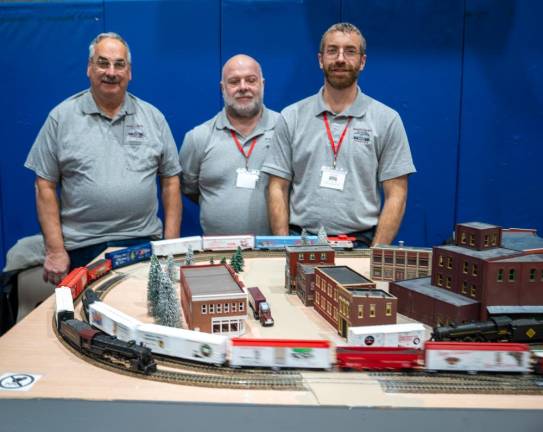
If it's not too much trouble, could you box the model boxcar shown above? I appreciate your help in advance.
[58,267,88,299]
[230,338,331,369]
[424,341,531,373]
[136,323,228,365]
[55,287,74,329]
[203,235,255,251]
[327,235,355,250]
[89,301,141,342]
[151,236,203,256]
[254,235,319,250]
[105,242,153,268]
[348,323,427,348]
[86,258,112,282]
[336,346,423,370]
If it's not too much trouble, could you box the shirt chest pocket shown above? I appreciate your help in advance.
[123,140,160,172]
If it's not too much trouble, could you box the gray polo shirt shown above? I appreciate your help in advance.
[261,87,416,235]
[25,90,181,250]
[179,107,279,235]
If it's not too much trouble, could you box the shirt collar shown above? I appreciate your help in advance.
[313,86,369,118]
[80,89,135,118]
[216,106,274,138]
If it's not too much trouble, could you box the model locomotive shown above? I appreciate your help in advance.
[432,316,543,343]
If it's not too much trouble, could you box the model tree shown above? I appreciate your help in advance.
[184,244,194,265]
[301,228,309,245]
[166,254,177,284]
[209,256,215,264]
[147,254,161,316]
[155,270,181,328]
[220,257,227,265]
[317,225,328,245]
[230,246,245,273]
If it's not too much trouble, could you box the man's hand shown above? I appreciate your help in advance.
[43,248,70,285]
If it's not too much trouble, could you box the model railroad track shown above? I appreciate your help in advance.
[188,248,372,262]
[92,272,128,299]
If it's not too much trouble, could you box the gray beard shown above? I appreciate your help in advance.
[225,100,262,118]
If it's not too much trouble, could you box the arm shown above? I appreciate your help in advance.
[160,175,182,239]
[35,176,70,283]
[372,175,408,245]
[268,175,290,235]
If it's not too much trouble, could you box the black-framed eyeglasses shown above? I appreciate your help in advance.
[322,47,362,59]
[92,58,128,71]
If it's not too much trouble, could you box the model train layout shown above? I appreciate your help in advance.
[51,235,543,394]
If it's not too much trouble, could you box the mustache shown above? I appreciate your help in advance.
[102,77,120,84]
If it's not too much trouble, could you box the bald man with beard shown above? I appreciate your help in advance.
[262,23,416,247]
[179,54,279,235]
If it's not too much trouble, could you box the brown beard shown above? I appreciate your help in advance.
[324,63,360,90]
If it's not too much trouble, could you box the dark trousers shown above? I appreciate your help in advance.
[288,225,376,248]
[68,237,154,269]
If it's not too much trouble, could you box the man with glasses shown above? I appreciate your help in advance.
[262,23,415,247]
[179,54,278,235]
[25,32,181,284]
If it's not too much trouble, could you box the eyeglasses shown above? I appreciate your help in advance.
[322,47,362,59]
[92,58,128,71]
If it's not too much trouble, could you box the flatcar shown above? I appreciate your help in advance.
[432,316,543,343]
[86,258,112,282]
[58,267,88,299]
[59,319,156,374]
[150,236,203,256]
[230,338,331,369]
[105,242,153,269]
[254,235,319,250]
[336,346,423,371]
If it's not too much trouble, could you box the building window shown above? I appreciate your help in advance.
[224,303,229,313]
[201,304,207,314]
[231,321,239,332]
[446,277,452,289]
[327,301,332,315]
[447,257,452,269]
[385,253,393,264]
[437,274,443,287]
[315,292,320,305]
[232,303,237,312]
[463,261,468,274]
[462,281,468,294]
[491,234,498,246]
[333,307,337,319]
[239,302,244,311]
[222,322,229,333]
[309,253,315,261]
[509,269,516,282]
[213,323,220,333]
[497,268,504,282]
[328,284,332,296]
[419,256,428,267]
[460,232,467,244]
[529,269,536,282]
[396,253,405,265]
[209,304,215,314]
[469,234,475,246]
[385,302,392,316]
[298,253,304,260]
[472,264,478,277]
[470,284,476,298]
[484,235,489,247]
[408,255,417,266]
[439,255,444,267]
[373,253,382,263]
[217,304,222,313]
[358,304,364,318]
[370,304,376,318]
[320,253,327,260]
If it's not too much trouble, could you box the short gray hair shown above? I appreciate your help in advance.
[320,23,366,55]
[89,32,132,64]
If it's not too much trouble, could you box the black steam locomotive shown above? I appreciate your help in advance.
[432,316,543,343]
[59,319,156,374]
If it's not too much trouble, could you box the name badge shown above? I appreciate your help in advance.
[320,166,347,191]
[236,168,260,189]
[126,124,145,142]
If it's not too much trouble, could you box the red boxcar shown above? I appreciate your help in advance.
[58,267,88,300]
[86,259,112,282]
[336,346,423,371]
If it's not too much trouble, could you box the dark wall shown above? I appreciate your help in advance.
[1,0,542,270]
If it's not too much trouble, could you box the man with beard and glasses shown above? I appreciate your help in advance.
[25,32,182,284]
[179,54,279,235]
[262,23,415,247]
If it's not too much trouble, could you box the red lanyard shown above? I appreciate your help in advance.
[230,130,257,169]
[323,112,351,168]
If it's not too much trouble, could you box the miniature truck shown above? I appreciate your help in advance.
[247,287,274,326]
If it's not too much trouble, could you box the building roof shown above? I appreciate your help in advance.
[348,288,394,298]
[317,266,372,285]
[392,277,479,307]
[181,265,243,296]
[298,264,317,275]
[286,245,334,253]
[373,244,432,252]
[436,244,518,261]
[501,231,543,251]
[487,305,543,314]
[458,222,501,230]
[493,254,543,263]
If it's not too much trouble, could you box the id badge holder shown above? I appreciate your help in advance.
[236,168,260,189]
[320,166,347,191]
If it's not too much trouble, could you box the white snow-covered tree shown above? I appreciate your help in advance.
[184,244,194,265]
[166,254,177,283]
[301,228,309,245]
[317,225,328,245]
[147,254,161,316]
[155,270,181,327]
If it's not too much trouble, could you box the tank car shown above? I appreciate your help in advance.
[59,319,156,374]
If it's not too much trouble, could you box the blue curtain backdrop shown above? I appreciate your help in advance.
[1,0,542,269]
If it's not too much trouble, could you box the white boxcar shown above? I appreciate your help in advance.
[55,287,74,327]
[202,235,255,251]
[151,236,203,256]
[136,323,228,365]
[348,323,427,348]
[425,341,531,373]
[88,302,141,342]
[230,338,331,369]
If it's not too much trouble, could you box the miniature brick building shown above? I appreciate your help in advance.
[314,266,397,337]
[296,264,317,306]
[285,245,335,293]
[390,222,543,326]
[371,243,432,281]
[180,264,248,335]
